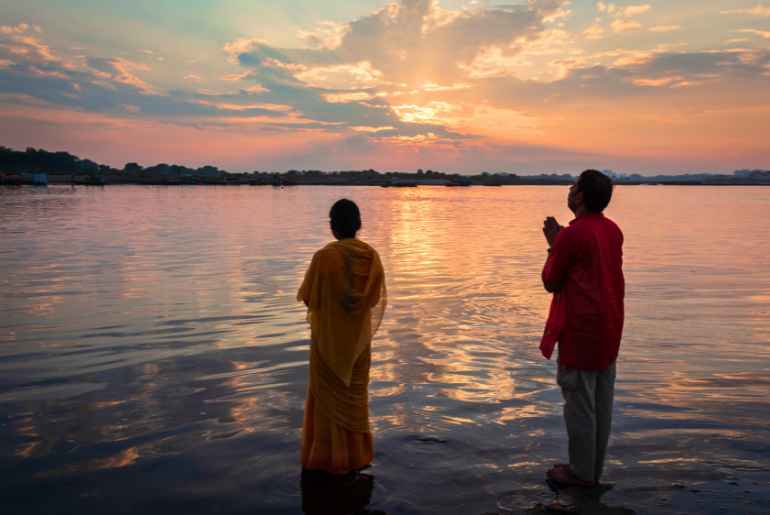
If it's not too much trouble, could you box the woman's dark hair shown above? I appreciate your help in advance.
[577,169,613,213]
[329,199,361,239]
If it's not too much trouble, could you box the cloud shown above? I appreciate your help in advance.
[650,25,681,33]
[593,2,650,36]
[456,46,770,170]
[583,23,605,39]
[621,4,651,17]
[322,91,374,103]
[293,61,386,90]
[392,101,458,123]
[629,50,770,81]
[220,0,571,139]
[631,76,687,88]
[232,0,568,85]
[470,48,770,113]
[87,57,154,93]
[596,2,615,14]
[721,5,770,17]
[611,19,642,33]
[297,21,350,50]
[223,37,264,64]
[597,2,649,17]
[0,23,56,62]
[542,1,573,24]
[222,71,251,81]
[0,23,328,133]
[0,34,293,123]
[3,1,770,172]
[460,28,583,82]
[738,29,770,39]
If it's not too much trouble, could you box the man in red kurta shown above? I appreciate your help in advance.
[540,169,625,488]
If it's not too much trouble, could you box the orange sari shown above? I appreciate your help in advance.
[297,238,386,474]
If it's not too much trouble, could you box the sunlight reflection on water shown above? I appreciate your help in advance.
[1,185,769,514]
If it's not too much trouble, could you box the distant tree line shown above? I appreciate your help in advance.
[1,146,768,186]
[0,147,116,175]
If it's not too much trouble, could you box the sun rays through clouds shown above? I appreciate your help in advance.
[1,1,769,172]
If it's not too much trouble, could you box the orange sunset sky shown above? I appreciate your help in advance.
[1,0,769,173]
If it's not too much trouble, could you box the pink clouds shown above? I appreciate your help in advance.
[0,103,343,170]
[0,23,55,63]
[87,57,154,93]
[1,1,770,173]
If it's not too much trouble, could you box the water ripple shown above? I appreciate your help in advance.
[1,185,769,514]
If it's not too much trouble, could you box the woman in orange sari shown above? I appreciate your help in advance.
[298,199,386,475]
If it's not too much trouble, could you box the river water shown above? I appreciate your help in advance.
[1,185,769,514]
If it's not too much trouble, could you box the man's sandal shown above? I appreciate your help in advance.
[547,465,597,488]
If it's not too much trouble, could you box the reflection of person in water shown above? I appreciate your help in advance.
[298,199,386,475]
[301,469,385,515]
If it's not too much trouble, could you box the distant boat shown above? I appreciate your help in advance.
[29,173,48,186]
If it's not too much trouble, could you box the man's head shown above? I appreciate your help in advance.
[329,198,361,240]
[568,169,614,214]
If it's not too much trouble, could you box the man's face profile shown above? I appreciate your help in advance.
[567,183,580,214]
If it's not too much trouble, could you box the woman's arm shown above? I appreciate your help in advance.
[297,252,321,307]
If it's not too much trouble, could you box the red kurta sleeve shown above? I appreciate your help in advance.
[542,227,577,293]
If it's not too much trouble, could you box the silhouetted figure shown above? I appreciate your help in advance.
[539,170,625,496]
[298,199,387,475]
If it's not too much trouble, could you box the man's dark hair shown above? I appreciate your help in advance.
[577,169,613,213]
[330,199,361,238]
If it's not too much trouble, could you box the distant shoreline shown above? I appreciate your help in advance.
[3,146,770,187]
[28,177,770,187]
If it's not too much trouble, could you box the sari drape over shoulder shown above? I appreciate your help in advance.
[297,238,386,473]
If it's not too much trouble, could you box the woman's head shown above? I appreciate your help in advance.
[329,199,361,239]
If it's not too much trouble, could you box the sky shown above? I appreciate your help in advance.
[0,0,769,174]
